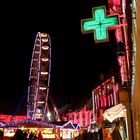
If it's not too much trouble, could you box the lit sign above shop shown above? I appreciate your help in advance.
[81,6,119,43]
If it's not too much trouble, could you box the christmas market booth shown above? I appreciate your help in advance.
[2,119,80,140]
[48,120,80,139]
[103,103,128,140]
[2,119,57,140]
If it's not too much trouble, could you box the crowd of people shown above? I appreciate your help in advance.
[0,121,127,140]
[74,130,101,140]
[10,129,43,140]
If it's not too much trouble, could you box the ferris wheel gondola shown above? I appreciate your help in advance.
[27,32,51,121]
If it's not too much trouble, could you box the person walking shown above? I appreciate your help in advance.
[38,131,43,140]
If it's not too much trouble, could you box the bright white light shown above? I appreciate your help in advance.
[47,112,51,118]
[42,45,49,50]
[42,58,49,62]
[39,87,47,90]
[42,38,48,42]
[41,72,48,75]
[40,33,48,37]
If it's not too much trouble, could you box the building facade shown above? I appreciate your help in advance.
[132,0,140,139]
[92,76,119,125]
[64,105,93,128]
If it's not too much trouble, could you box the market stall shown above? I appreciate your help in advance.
[103,103,128,140]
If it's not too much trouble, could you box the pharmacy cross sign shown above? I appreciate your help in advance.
[81,6,119,43]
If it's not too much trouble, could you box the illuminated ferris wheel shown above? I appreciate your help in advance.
[27,32,51,121]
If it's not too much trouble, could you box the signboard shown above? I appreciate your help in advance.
[81,6,119,43]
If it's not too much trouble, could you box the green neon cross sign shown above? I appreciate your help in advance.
[81,6,119,43]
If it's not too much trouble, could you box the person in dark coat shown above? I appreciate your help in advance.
[29,131,34,140]
[11,129,25,140]
[0,129,3,140]
[111,124,122,140]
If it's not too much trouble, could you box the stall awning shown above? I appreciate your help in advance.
[4,119,56,128]
[103,103,126,123]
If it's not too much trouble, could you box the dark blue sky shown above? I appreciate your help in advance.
[0,0,118,115]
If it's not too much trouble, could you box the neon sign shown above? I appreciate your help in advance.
[81,6,119,43]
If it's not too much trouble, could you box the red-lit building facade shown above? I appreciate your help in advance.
[64,76,119,128]
[64,105,93,128]
[92,76,119,125]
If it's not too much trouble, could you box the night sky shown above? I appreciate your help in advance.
[0,0,119,115]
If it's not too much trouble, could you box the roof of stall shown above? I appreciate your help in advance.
[3,119,57,128]
[49,120,80,129]
[0,121,7,127]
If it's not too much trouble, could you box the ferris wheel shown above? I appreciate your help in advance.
[27,32,51,121]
